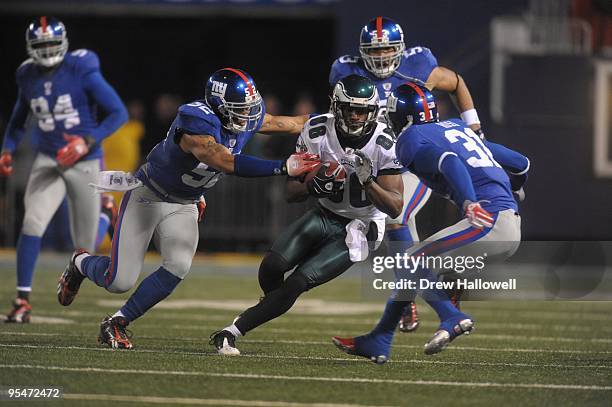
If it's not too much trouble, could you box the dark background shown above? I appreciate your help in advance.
[0,0,609,246]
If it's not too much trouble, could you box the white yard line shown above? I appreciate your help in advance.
[0,343,610,369]
[63,393,389,407]
[1,364,610,391]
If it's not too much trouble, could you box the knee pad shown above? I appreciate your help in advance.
[162,259,192,280]
[21,215,46,237]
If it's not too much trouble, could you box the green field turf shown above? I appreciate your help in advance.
[0,253,611,406]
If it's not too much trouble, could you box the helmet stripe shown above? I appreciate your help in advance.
[41,16,47,33]
[222,67,254,97]
[405,82,431,121]
[376,16,383,40]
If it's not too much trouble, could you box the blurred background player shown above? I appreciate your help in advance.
[329,16,485,332]
[333,82,528,361]
[210,75,404,356]
[1,16,128,323]
[57,68,318,349]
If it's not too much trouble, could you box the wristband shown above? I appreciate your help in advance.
[460,109,480,126]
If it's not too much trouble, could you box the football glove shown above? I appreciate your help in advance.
[463,201,494,229]
[56,134,92,168]
[354,150,374,186]
[0,152,13,177]
[307,162,345,197]
[283,152,320,177]
[197,196,206,222]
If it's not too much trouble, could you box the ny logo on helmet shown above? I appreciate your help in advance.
[211,81,227,98]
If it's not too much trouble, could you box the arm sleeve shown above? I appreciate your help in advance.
[485,141,530,190]
[2,88,29,153]
[412,144,477,207]
[82,71,128,143]
[485,141,529,174]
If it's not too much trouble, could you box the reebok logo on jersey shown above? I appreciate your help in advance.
[211,81,227,98]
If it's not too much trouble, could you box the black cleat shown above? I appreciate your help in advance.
[98,316,133,349]
[57,249,88,306]
[5,298,32,323]
[209,330,240,355]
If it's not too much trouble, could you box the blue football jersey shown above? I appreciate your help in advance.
[329,46,438,107]
[139,100,266,202]
[396,118,518,212]
[5,49,126,160]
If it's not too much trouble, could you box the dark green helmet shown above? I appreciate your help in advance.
[331,74,379,138]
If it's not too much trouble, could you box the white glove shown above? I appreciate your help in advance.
[354,150,374,186]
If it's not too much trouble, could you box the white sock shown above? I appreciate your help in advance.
[74,252,90,276]
[224,324,242,338]
[112,310,125,319]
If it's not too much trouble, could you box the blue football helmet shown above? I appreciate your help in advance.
[205,68,263,133]
[385,82,438,138]
[26,16,68,67]
[359,16,405,79]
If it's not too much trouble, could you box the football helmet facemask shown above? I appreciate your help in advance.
[26,16,68,68]
[359,16,405,79]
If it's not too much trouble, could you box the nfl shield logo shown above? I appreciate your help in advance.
[383,83,392,91]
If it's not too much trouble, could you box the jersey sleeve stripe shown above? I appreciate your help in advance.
[509,157,530,175]
[437,151,458,172]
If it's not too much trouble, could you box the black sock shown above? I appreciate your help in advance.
[17,291,29,301]
[236,274,309,335]
[258,251,291,294]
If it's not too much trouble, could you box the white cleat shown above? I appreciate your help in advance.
[424,318,474,355]
[210,330,241,356]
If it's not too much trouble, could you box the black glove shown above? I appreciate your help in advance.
[306,163,345,197]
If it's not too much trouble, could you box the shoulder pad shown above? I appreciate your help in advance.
[69,49,100,76]
[177,102,221,138]
[329,55,361,86]
[16,59,34,83]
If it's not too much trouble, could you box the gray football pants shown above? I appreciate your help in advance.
[105,185,199,293]
[22,153,100,250]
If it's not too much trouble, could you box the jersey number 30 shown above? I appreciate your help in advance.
[444,128,501,169]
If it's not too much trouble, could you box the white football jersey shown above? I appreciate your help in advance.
[296,113,402,221]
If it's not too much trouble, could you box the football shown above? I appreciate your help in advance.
[303,160,346,183]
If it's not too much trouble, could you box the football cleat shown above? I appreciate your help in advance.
[332,335,389,364]
[209,330,240,356]
[423,314,474,355]
[5,298,32,323]
[398,301,420,333]
[98,316,133,349]
[57,249,88,306]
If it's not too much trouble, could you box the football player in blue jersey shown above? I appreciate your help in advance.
[333,82,529,361]
[1,16,128,323]
[330,16,485,332]
[57,67,319,349]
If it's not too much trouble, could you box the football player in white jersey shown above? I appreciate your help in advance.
[210,74,404,355]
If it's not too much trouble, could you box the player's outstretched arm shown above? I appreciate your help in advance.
[259,113,310,136]
[485,140,530,196]
[180,133,319,177]
[427,66,481,134]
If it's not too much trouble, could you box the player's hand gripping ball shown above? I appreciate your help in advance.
[305,161,346,197]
